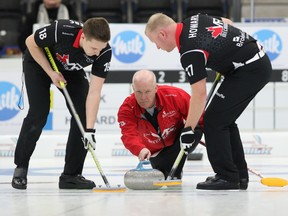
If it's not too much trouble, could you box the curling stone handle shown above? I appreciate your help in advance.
[136,160,151,170]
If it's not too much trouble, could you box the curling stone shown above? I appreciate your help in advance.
[124,160,165,190]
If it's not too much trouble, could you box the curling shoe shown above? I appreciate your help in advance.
[12,167,28,190]
[239,178,249,190]
[206,175,249,190]
[59,173,96,189]
[197,175,240,190]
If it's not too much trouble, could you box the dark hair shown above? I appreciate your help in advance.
[83,17,110,42]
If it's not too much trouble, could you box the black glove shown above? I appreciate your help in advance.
[180,126,203,154]
[82,128,96,150]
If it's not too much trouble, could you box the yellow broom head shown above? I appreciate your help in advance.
[261,177,288,187]
[153,179,182,187]
[92,186,126,192]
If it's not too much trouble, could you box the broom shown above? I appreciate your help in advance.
[154,73,222,187]
[44,47,126,192]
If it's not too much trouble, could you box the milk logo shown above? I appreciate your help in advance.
[253,29,282,61]
[112,30,145,63]
[0,81,21,121]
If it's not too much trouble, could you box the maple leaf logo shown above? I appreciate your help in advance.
[56,53,69,64]
[206,26,223,39]
[55,53,83,70]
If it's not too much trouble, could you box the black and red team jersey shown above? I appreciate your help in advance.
[26,19,112,78]
[176,14,260,84]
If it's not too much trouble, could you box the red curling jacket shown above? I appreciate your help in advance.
[117,85,190,156]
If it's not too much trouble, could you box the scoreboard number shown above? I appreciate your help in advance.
[281,70,288,82]
[178,70,186,82]
[158,71,165,83]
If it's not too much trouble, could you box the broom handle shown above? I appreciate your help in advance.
[167,72,222,180]
[44,47,85,134]
[88,145,111,188]
[247,167,264,179]
[44,47,111,188]
[205,73,222,111]
[166,149,185,180]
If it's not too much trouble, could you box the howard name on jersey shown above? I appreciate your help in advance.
[179,14,259,84]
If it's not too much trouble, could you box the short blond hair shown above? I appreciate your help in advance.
[145,13,175,35]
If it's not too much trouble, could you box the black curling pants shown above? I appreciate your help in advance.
[203,54,272,182]
[14,59,89,176]
[149,135,187,179]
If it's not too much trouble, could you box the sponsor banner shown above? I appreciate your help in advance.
[52,108,120,131]
[1,132,287,158]
[96,108,120,131]
[185,132,288,158]
[108,23,288,70]
[0,59,28,134]
[0,134,125,158]
[100,84,131,108]
[52,83,130,110]
[236,23,287,69]
[109,24,182,70]
[0,81,23,121]
[242,18,288,23]
[0,134,68,158]
[1,23,288,134]
[51,83,129,131]
[52,110,71,130]
[1,66,288,133]
[0,58,130,133]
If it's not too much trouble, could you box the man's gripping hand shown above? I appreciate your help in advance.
[138,148,151,161]
[82,129,96,150]
[180,126,203,154]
